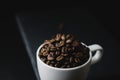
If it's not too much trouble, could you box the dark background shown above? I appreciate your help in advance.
[0,4,120,80]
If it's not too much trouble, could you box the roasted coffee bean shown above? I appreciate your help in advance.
[55,43,59,47]
[50,39,56,43]
[66,39,72,43]
[54,62,61,67]
[64,61,69,65]
[61,65,66,68]
[59,41,65,47]
[40,57,46,62]
[56,47,60,51]
[74,58,80,63]
[67,47,72,52]
[51,61,55,64]
[55,51,60,56]
[54,63,59,67]
[49,64,53,67]
[46,61,51,65]
[61,53,68,56]
[66,34,71,39]
[47,54,54,60]
[72,40,79,47]
[43,52,48,56]
[49,52,54,56]
[44,40,50,44]
[50,48,56,52]
[70,57,73,63]
[40,48,46,53]
[55,33,61,41]
[56,55,64,61]
[61,34,65,40]
[61,47,65,53]
[66,44,71,47]
[66,65,70,68]
[75,52,83,57]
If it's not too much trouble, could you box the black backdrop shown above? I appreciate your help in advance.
[0,4,120,80]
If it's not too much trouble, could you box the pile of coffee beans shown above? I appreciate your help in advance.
[39,34,89,68]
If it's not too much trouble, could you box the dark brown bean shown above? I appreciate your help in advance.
[50,39,55,43]
[47,54,54,60]
[64,62,69,65]
[74,58,80,63]
[61,65,66,68]
[61,34,65,40]
[49,64,53,67]
[66,34,71,39]
[75,52,83,57]
[66,65,70,68]
[50,47,56,52]
[61,53,68,56]
[43,52,48,56]
[46,61,51,65]
[59,41,64,47]
[56,55,64,61]
[72,40,79,47]
[40,48,46,53]
[55,51,60,56]
[66,39,72,43]
[70,57,73,63]
[40,57,46,62]
[55,34,61,41]
[44,40,50,44]
[61,47,65,53]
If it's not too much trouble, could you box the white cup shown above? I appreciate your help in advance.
[36,43,103,80]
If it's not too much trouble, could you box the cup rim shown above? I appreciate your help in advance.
[36,42,92,71]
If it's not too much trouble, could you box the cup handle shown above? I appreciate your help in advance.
[88,44,103,65]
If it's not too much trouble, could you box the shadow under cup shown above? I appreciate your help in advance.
[36,43,103,80]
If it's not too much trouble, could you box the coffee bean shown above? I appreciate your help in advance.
[46,61,51,65]
[54,62,61,67]
[61,65,66,68]
[40,48,46,53]
[43,52,48,56]
[67,47,72,52]
[50,48,56,52]
[72,40,79,47]
[64,61,69,65]
[75,52,83,57]
[56,55,64,61]
[49,64,53,67]
[59,41,65,47]
[49,52,54,56]
[44,40,50,44]
[61,34,65,40]
[54,63,59,67]
[66,39,72,43]
[74,58,80,63]
[61,53,68,56]
[70,57,73,63]
[55,33,61,41]
[61,47,65,53]
[41,57,46,62]
[66,34,71,39]
[55,51,60,56]
[66,65,70,68]
[51,61,55,64]
[47,54,54,60]
[50,39,55,43]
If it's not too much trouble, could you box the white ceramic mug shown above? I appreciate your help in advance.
[36,43,103,80]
